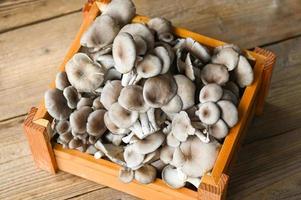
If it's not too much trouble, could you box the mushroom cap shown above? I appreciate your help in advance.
[221,89,239,105]
[66,53,106,92]
[162,165,185,189]
[143,74,177,108]
[55,71,70,90]
[108,102,139,129]
[180,136,220,177]
[100,80,122,110]
[103,68,123,82]
[120,23,155,50]
[158,32,174,44]
[86,109,107,137]
[104,112,130,135]
[95,142,125,166]
[153,46,171,74]
[80,14,120,50]
[201,63,229,85]
[63,86,80,109]
[59,132,73,144]
[124,144,145,168]
[214,44,241,55]
[172,147,186,167]
[100,0,136,25]
[55,120,71,134]
[199,83,223,103]
[166,132,180,147]
[118,85,149,112]
[217,100,238,127]
[132,131,165,154]
[161,94,183,114]
[184,38,211,63]
[70,106,93,134]
[94,54,115,69]
[119,167,134,183]
[112,32,136,74]
[44,88,72,120]
[133,35,148,56]
[212,47,239,71]
[76,97,93,110]
[136,54,162,78]
[184,53,196,81]
[160,145,175,164]
[196,102,220,125]
[209,119,229,139]
[134,164,157,184]
[171,111,195,142]
[174,74,196,110]
[92,97,104,110]
[147,17,172,35]
[224,81,240,98]
[69,138,82,149]
[234,55,254,87]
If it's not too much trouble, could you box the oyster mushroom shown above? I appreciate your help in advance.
[66,53,106,92]
[93,54,114,69]
[174,75,196,110]
[55,120,71,134]
[209,119,229,139]
[118,85,149,112]
[55,71,70,90]
[119,167,134,183]
[76,97,93,109]
[199,83,223,103]
[160,145,175,164]
[212,47,239,71]
[86,109,107,137]
[234,55,254,87]
[132,131,165,154]
[100,80,122,110]
[58,132,73,144]
[94,141,125,166]
[161,95,183,114]
[196,102,220,125]
[133,35,148,56]
[45,88,72,120]
[153,46,171,74]
[143,74,177,108]
[63,86,80,109]
[108,102,139,129]
[80,14,120,51]
[171,111,195,142]
[166,132,180,147]
[69,138,82,149]
[147,17,172,36]
[134,164,157,184]
[92,97,104,110]
[104,112,130,135]
[224,81,240,98]
[222,89,239,105]
[70,106,93,134]
[135,54,162,81]
[98,0,136,25]
[124,144,145,168]
[217,100,238,127]
[104,132,124,146]
[201,63,229,85]
[112,32,136,74]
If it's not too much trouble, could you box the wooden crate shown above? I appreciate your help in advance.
[23,1,276,199]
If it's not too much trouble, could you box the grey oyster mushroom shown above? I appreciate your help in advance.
[217,100,239,128]
[174,75,196,110]
[104,112,130,135]
[200,63,229,85]
[119,167,134,183]
[94,141,126,166]
[70,106,93,134]
[63,86,80,109]
[136,54,162,80]
[66,53,107,92]
[93,54,114,69]
[153,46,172,74]
[55,120,71,134]
[212,47,239,71]
[234,55,254,87]
[98,0,136,25]
[45,88,72,120]
[103,68,122,83]
[86,109,107,137]
[124,144,145,168]
[80,14,120,51]
[55,71,70,90]
[76,97,93,109]
[143,74,177,108]
[112,32,137,74]
[196,102,220,125]
[132,131,165,154]
[104,132,124,146]
[209,119,229,139]
[147,17,173,43]
[199,83,223,103]
[223,81,240,98]
[133,35,148,56]
[100,80,122,110]
[92,97,104,110]
[161,95,183,114]
[221,89,239,105]
[134,164,157,184]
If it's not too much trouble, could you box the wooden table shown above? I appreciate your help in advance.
[1,0,301,199]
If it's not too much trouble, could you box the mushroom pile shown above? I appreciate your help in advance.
[44,0,254,189]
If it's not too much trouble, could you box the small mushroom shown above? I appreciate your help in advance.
[86,144,98,155]
[166,132,180,147]
[76,97,93,109]
[94,54,115,69]
[136,54,162,80]
[99,0,136,25]
[45,88,72,120]
[161,165,185,189]
[201,63,229,85]
[221,89,239,105]
[112,32,136,74]
[224,81,240,98]
[94,150,105,159]
[103,68,123,82]
[161,94,183,114]
[80,15,120,51]
[199,83,223,103]
[86,109,107,137]
[174,75,196,110]
[153,46,171,74]
[119,167,134,183]
[55,71,70,90]
[59,132,73,144]
[70,106,93,134]
[104,132,124,146]
[147,17,172,36]
[143,74,177,108]
[217,100,238,128]
[133,35,148,56]
[158,32,174,44]
[209,119,229,139]
[55,120,71,134]
[118,85,149,112]
[108,102,139,129]
[63,86,80,109]
[66,53,106,92]
[171,147,186,168]
[69,138,82,149]
[95,141,125,166]
[124,144,145,168]
[171,111,195,142]
[214,44,241,55]
[134,164,157,184]
[160,145,175,164]
[181,38,211,63]
[132,131,165,154]
[92,97,104,110]
[212,47,239,71]
[100,80,122,110]
[104,112,130,135]
[196,102,220,125]
[234,55,254,87]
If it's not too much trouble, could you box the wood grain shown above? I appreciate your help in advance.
[0,0,84,33]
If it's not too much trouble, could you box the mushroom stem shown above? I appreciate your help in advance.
[121,69,142,86]
[194,129,210,143]
[122,132,136,144]
[147,108,160,132]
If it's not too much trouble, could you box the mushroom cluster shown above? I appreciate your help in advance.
[45,0,254,190]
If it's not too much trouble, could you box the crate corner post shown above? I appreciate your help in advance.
[23,107,58,174]
[198,174,229,200]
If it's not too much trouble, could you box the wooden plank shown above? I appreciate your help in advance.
[135,0,301,48]
[245,37,301,143]
[0,0,84,32]
[0,12,82,121]
[227,127,301,199]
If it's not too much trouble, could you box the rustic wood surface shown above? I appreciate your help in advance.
[0,0,300,199]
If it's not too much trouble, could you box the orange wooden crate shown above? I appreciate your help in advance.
[23,1,276,199]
